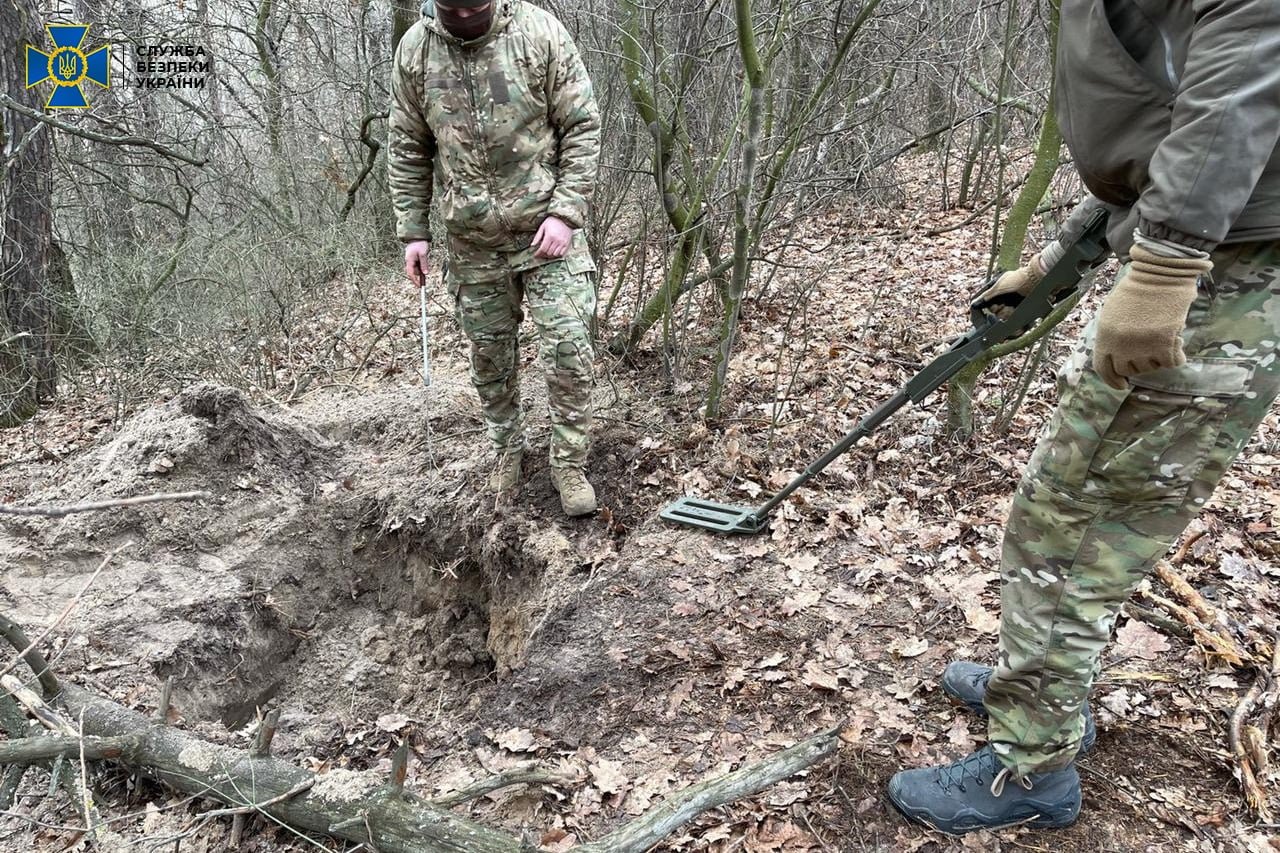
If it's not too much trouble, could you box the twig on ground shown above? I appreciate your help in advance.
[1154,557,1221,630]
[1122,603,1192,640]
[1231,639,1280,822]
[0,491,209,518]
[1140,589,1248,667]
[200,779,316,819]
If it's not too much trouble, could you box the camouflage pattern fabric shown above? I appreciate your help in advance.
[985,240,1280,777]
[448,233,597,468]
[388,0,601,246]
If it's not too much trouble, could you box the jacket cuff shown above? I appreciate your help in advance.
[548,198,587,230]
[1137,217,1218,254]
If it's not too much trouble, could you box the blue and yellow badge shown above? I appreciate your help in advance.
[26,24,111,110]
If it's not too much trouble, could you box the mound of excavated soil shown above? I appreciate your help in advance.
[0,379,642,738]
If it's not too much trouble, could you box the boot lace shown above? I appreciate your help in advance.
[937,748,999,794]
[938,747,1034,797]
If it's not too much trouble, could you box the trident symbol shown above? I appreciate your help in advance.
[57,52,77,80]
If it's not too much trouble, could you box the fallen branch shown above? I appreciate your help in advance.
[1154,557,1220,630]
[574,728,841,853]
[1122,603,1192,640]
[1140,590,1248,667]
[1230,637,1280,822]
[431,765,580,808]
[0,734,137,766]
[0,615,58,698]
[2,676,112,841]
[0,491,209,519]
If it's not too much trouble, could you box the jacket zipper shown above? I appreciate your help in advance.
[455,45,514,241]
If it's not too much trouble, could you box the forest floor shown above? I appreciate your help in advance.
[2,165,1278,853]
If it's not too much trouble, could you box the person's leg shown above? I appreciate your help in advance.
[450,270,526,458]
[888,241,1279,834]
[520,261,597,470]
[986,241,1280,776]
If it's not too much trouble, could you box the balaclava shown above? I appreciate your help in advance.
[437,0,495,41]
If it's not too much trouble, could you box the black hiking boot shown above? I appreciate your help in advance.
[941,661,1097,754]
[888,745,1081,835]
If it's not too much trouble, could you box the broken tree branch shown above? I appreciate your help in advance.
[56,683,523,852]
[0,734,137,765]
[574,727,841,853]
[431,765,579,808]
[0,491,209,518]
[1140,589,1248,667]
[0,614,58,698]
[1231,636,1280,822]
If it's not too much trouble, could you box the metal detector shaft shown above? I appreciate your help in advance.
[746,210,1111,526]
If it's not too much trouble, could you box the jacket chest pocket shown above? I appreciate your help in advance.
[423,75,471,138]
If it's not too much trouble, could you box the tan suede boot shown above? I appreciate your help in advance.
[551,467,596,517]
[489,449,523,495]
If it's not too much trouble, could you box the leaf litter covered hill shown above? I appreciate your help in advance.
[2,176,1278,852]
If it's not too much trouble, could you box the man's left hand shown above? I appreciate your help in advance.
[532,216,573,259]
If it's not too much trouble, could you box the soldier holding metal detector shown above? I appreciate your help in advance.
[886,0,1280,833]
[661,0,1280,835]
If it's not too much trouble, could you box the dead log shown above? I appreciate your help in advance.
[56,684,526,853]
[52,683,841,852]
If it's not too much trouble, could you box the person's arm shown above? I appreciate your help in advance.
[388,26,436,244]
[1138,0,1280,250]
[544,19,600,230]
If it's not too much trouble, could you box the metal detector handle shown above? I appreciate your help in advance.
[969,209,1111,340]
[749,211,1111,524]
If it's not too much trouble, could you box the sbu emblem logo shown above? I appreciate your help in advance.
[26,24,111,110]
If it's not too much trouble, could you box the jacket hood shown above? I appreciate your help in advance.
[423,0,516,47]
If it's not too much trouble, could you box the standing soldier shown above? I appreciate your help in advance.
[388,0,602,516]
[888,0,1280,835]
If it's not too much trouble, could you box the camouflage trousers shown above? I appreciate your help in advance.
[447,237,597,469]
[985,240,1280,776]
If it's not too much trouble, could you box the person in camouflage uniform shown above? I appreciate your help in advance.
[388,0,602,516]
[888,0,1280,835]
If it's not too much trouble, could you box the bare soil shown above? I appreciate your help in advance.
[2,178,1277,852]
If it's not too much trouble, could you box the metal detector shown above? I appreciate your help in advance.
[660,211,1111,535]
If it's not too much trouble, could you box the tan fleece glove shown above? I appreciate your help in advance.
[976,254,1045,319]
[1093,245,1212,390]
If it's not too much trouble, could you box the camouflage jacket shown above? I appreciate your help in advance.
[388,0,600,249]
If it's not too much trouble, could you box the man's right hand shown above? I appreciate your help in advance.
[404,240,431,288]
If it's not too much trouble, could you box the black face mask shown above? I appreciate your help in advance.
[439,5,494,41]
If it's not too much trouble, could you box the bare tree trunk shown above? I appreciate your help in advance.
[705,0,767,419]
[1,0,57,427]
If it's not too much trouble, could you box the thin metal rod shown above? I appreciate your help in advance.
[752,390,911,520]
[419,284,432,388]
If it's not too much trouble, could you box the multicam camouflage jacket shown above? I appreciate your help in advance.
[388,0,601,249]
